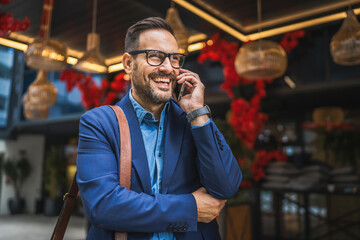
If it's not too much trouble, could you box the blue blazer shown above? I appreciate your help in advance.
[76,93,242,240]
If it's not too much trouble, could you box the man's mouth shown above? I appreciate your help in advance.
[153,78,171,84]
[148,72,176,90]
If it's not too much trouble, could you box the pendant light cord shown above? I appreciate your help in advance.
[92,0,97,34]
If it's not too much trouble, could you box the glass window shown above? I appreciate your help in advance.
[0,46,14,127]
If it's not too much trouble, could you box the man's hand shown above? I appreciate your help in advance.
[175,69,209,126]
[176,69,205,114]
[192,187,226,223]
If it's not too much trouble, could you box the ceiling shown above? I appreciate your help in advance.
[2,0,360,61]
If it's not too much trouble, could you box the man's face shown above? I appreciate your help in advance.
[131,29,180,105]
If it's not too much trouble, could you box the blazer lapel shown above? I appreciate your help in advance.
[162,101,187,194]
[117,94,152,194]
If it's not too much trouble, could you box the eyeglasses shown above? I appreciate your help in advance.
[129,49,186,69]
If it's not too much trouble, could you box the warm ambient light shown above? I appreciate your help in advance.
[108,63,124,73]
[188,42,206,52]
[67,57,78,65]
[173,0,248,41]
[174,0,360,42]
[0,37,27,51]
[247,10,360,41]
[284,76,296,89]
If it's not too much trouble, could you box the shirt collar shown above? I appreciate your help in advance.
[129,89,170,123]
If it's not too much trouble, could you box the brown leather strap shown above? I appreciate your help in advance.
[110,106,131,240]
[51,105,131,240]
[110,105,132,190]
[51,175,79,240]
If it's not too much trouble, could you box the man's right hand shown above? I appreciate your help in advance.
[192,187,227,223]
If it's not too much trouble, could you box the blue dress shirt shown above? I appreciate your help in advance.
[129,91,210,240]
[129,91,175,240]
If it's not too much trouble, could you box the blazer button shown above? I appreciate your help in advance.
[184,225,188,230]
[167,226,173,231]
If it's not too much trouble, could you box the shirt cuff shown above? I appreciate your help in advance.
[191,119,211,129]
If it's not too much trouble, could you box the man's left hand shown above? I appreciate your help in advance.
[175,68,205,114]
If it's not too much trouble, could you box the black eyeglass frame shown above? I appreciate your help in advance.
[128,49,186,69]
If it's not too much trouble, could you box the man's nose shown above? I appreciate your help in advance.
[158,57,173,73]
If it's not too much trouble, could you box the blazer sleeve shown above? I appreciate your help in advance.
[191,119,242,199]
[76,108,198,233]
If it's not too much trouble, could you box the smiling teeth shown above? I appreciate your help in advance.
[154,78,170,83]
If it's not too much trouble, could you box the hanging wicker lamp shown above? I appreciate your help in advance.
[25,0,67,71]
[26,39,67,71]
[27,70,58,107]
[73,32,107,73]
[22,70,57,120]
[22,92,49,120]
[165,5,189,54]
[234,0,287,80]
[73,0,107,73]
[330,9,360,66]
[235,40,287,80]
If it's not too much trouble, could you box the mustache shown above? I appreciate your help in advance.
[148,71,177,82]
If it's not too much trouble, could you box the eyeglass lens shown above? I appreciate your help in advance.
[147,50,185,68]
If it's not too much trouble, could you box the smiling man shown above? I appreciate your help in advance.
[76,17,242,240]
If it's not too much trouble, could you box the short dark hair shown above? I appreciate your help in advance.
[125,17,174,52]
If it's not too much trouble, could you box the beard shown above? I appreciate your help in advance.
[132,62,177,105]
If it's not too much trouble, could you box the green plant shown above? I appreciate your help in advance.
[44,145,67,199]
[1,150,32,199]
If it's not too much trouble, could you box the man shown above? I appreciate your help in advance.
[77,17,242,240]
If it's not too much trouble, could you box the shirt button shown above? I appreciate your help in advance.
[160,126,162,130]
[158,153,162,157]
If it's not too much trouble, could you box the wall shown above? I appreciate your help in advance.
[0,134,45,215]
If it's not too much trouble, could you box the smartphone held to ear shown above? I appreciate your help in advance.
[174,82,185,101]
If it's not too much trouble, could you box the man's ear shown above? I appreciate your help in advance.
[122,53,133,74]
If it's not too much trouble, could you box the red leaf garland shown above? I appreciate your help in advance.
[60,69,129,109]
[0,0,30,38]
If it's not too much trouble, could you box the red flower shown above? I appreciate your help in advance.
[0,12,30,38]
[60,69,129,109]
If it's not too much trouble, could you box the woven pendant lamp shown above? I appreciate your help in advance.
[165,3,189,54]
[27,70,57,106]
[25,0,67,71]
[234,0,287,80]
[330,9,360,66]
[22,92,49,120]
[23,70,57,120]
[73,0,107,73]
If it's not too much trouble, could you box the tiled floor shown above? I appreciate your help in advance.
[0,214,87,240]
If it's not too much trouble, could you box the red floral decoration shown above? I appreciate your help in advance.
[279,30,305,53]
[198,31,305,184]
[238,150,287,187]
[230,82,268,149]
[60,69,129,109]
[0,0,30,38]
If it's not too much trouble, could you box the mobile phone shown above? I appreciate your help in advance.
[174,82,185,101]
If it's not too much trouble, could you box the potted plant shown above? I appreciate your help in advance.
[1,150,32,214]
[43,145,67,216]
